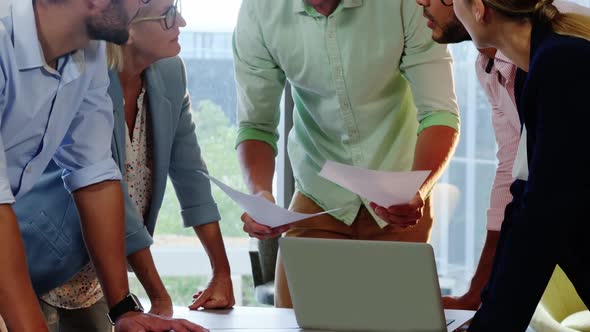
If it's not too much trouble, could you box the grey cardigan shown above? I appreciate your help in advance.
[14,56,220,294]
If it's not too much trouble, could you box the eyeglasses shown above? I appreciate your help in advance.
[440,0,453,6]
[133,0,182,30]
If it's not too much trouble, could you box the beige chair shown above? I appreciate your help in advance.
[531,266,590,332]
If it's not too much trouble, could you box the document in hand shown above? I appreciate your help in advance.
[318,160,430,207]
[200,172,340,228]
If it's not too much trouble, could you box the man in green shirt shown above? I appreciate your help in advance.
[234,0,460,308]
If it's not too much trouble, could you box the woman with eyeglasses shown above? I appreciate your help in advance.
[105,0,236,317]
[451,0,590,330]
[31,0,235,330]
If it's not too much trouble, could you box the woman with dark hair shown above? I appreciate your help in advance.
[453,0,590,330]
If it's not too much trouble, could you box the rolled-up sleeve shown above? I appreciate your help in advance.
[399,1,460,134]
[233,0,286,154]
[53,43,121,192]
[169,58,221,228]
[121,180,153,255]
[0,54,15,204]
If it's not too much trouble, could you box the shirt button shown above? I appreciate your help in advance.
[26,166,32,173]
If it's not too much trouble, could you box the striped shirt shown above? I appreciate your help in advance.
[475,51,520,231]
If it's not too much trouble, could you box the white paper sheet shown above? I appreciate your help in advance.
[319,160,430,207]
[201,172,340,228]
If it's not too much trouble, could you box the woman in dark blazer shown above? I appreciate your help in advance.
[13,0,234,330]
[453,0,590,330]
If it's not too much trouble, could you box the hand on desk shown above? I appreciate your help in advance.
[189,274,235,310]
[370,193,424,229]
[442,293,481,311]
[148,293,173,317]
[240,191,292,240]
[115,311,208,332]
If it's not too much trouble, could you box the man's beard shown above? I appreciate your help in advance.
[86,0,131,45]
[435,18,472,44]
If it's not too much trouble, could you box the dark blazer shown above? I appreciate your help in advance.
[469,20,590,331]
[15,56,220,294]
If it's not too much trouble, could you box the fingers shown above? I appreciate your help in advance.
[241,213,273,233]
[116,313,208,332]
[385,204,422,218]
[370,202,422,227]
[189,290,211,310]
[238,192,291,239]
[191,282,236,310]
[408,194,425,209]
[200,298,231,309]
[163,318,208,332]
[241,213,286,239]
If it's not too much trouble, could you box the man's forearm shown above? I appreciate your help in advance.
[127,248,169,301]
[0,205,47,332]
[194,222,231,275]
[412,126,459,196]
[73,180,129,308]
[466,230,500,301]
[237,140,275,194]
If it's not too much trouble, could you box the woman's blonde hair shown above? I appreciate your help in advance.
[479,0,590,41]
[105,6,151,72]
[106,43,125,72]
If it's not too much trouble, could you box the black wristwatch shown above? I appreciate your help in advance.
[107,293,144,326]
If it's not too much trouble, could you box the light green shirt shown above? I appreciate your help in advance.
[233,0,459,226]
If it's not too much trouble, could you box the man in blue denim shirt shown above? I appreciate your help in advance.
[0,0,205,331]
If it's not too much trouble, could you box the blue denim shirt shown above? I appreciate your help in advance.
[0,0,121,204]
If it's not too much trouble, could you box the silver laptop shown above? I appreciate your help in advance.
[280,237,474,332]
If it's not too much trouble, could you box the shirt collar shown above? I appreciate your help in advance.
[293,0,363,14]
[477,50,517,86]
[493,50,511,65]
[60,47,86,84]
[12,0,85,77]
[493,51,517,80]
[12,0,45,70]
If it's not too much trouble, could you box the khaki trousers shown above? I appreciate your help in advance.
[274,191,434,308]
